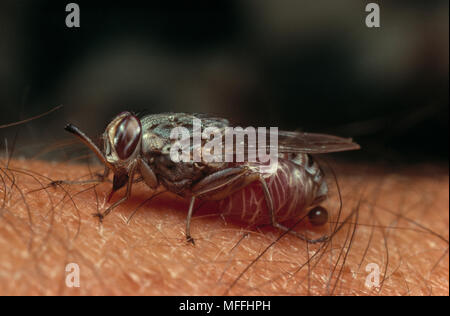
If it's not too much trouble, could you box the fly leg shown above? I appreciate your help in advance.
[93,164,137,221]
[96,165,111,182]
[258,176,329,244]
[185,196,196,244]
[50,165,110,187]
[186,167,250,244]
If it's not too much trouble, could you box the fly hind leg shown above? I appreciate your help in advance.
[258,176,329,244]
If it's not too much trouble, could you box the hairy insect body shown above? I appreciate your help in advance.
[65,111,359,243]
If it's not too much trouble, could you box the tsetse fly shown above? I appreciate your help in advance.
[65,112,360,243]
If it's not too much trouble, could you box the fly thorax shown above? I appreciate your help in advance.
[141,131,168,154]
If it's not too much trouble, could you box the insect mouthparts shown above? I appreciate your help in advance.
[64,122,113,170]
[64,123,77,134]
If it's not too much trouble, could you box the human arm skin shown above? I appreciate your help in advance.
[0,159,448,295]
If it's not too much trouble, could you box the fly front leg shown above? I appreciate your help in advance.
[185,167,251,244]
[93,163,137,222]
[50,164,111,187]
[97,164,111,181]
[258,176,328,244]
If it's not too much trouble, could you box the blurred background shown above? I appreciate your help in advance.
[0,0,448,164]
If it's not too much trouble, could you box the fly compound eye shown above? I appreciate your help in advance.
[307,206,328,226]
[104,135,111,156]
[113,115,142,160]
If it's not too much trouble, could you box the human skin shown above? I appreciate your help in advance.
[0,158,448,296]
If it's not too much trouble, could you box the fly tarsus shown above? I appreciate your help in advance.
[92,212,104,223]
[186,234,196,245]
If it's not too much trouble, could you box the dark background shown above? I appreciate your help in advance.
[0,1,448,163]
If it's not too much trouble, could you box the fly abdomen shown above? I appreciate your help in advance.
[201,157,326,226]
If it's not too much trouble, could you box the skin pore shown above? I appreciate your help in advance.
[0,158,448,295]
